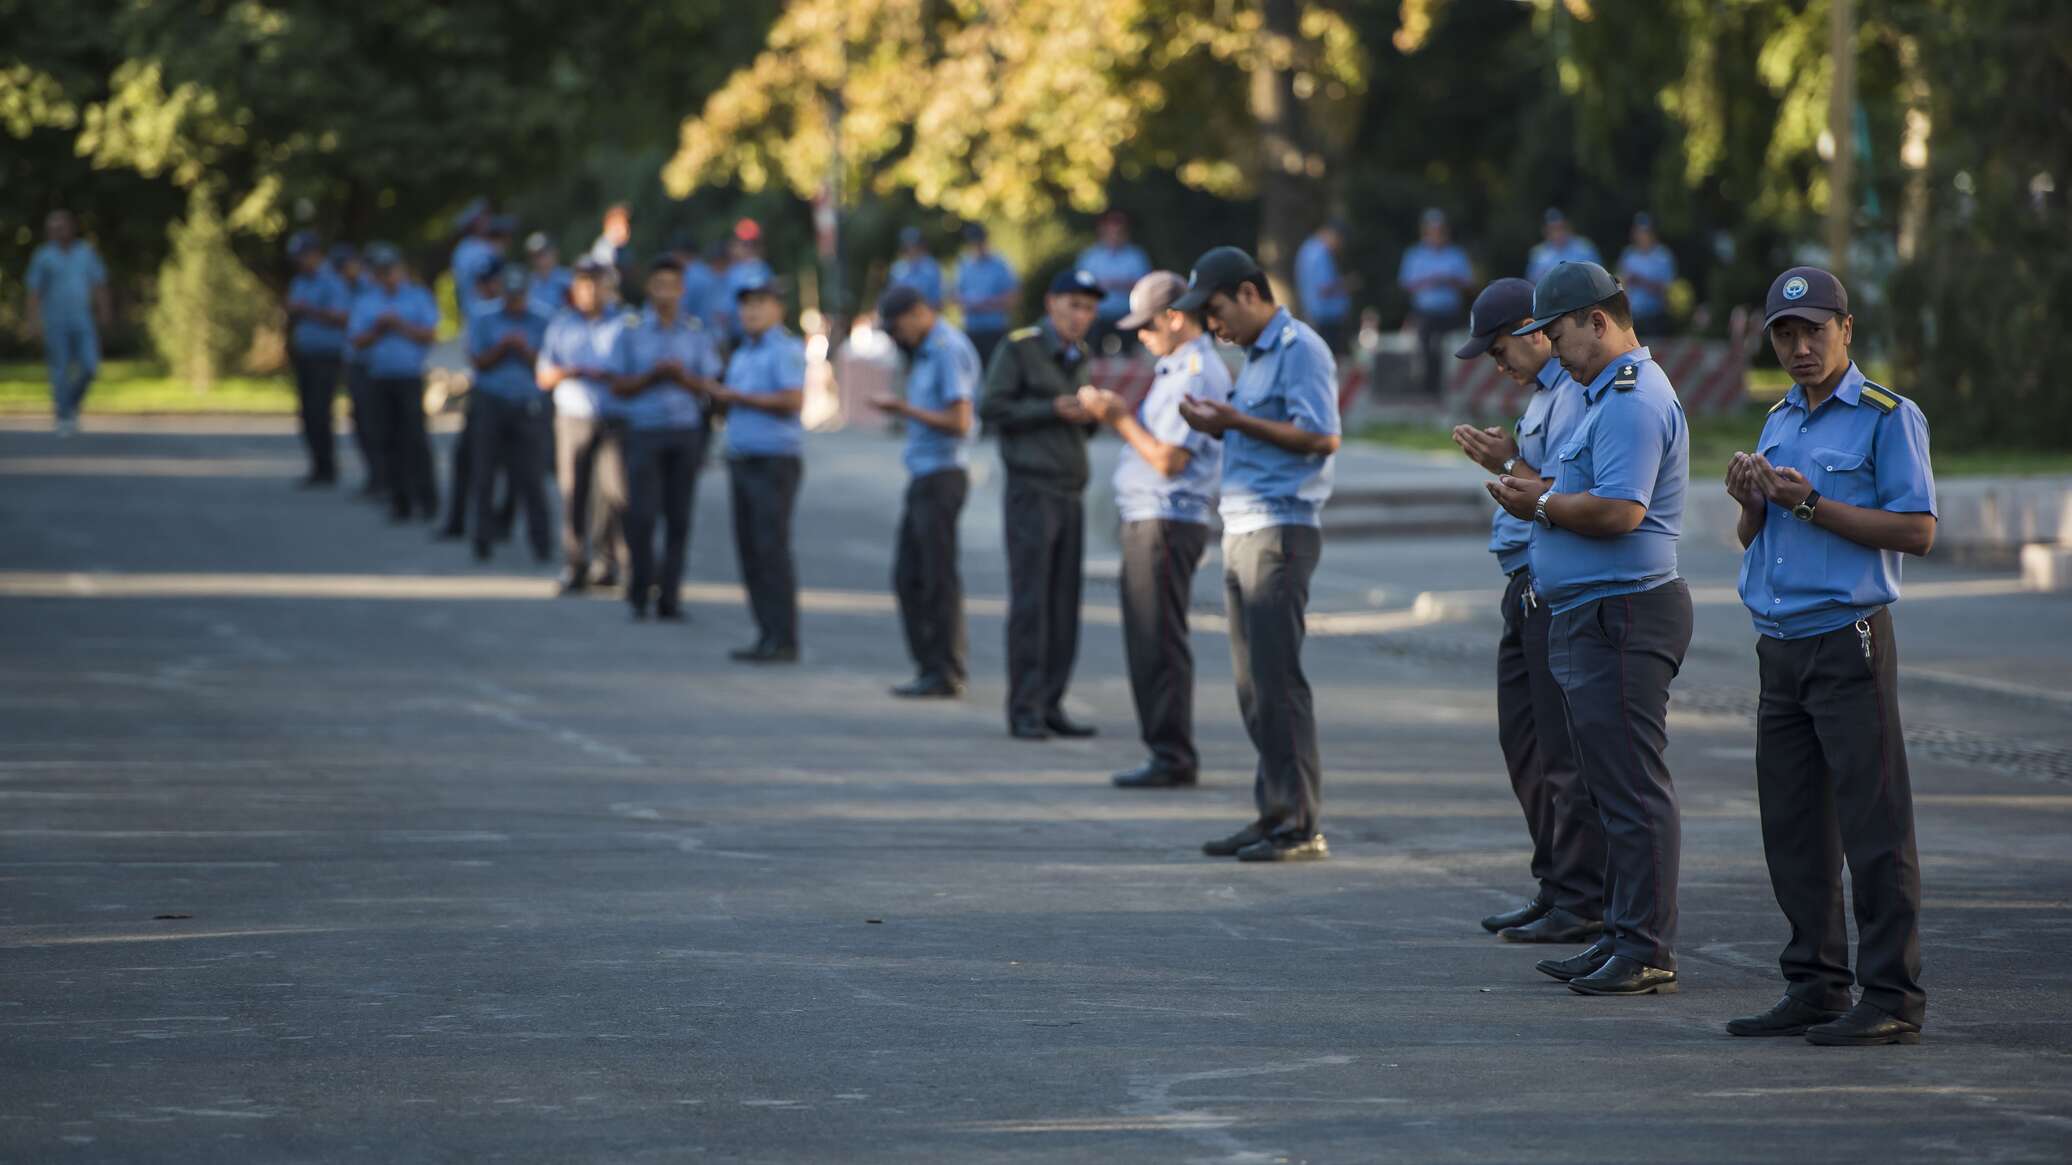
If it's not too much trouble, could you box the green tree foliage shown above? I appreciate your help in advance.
[147,188,269,391]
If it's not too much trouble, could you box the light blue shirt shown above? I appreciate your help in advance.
[1530,346,1688,614]
[1397,243,1473,317]
[721,326,808,457]
[451,236,499,289]
[465,305,550,402]
[1618,244,1677,321]
[679,259,724,328]
[1115,333,1230,526]
[1221,308,1340,534]
[1490,360,1586,576]
[888,256,944,309]
[902,319,980,477]
[286,267,351,357]
[611,313,722,431]
[340,272,376,366]
[347,283,441,380]
[955,251,1018,334]
[25,241,106,328]
[1076,243,1151,321]
[1294,236,1349,324]
[1738,364,1937,640]
[527,266,573,319]
[1526,236,1603,284]
[538,309,627,420]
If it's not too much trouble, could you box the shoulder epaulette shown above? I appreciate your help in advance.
[1007,325,1041,342]
[1858,381,1898,414]
[1768,397,1791,414]
[1610,363,1639,391]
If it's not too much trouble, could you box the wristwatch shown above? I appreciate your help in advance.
[1791,488,1822,522]
[1501,456,1519,475]
[1533,490,1556,530]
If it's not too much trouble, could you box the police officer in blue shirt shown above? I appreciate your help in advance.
[538,259,630,594]
[1616,214,1676,335]
[463,264,554,563]
[719,228,774,345]
[525,233,572,318]
[1398,208,1476,397]
[285,231,352,487]
[1491,261,1691,994]
[1294,221,1351,354]
[610,258,724,622]
[24,209,110,436]
[1722,267,1935,1047]
[888,228,944,310]
[673,234,723,330]
[348,244,443,522]
[955,224,1020,365]
[1076,211,1152,354]
[1174,247,1340,863]
[1525,209,1602,285]
[439,262,514,544]
[1077,271,1231,789]
[712,276,809,663]
[1450,278,1606,943]
[331,244,384,499]
[869,284,980,698]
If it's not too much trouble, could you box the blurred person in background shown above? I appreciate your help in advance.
[1617,214,1676,336]
[711,276,809,664]
[283,230,352,487]
[1294,219,1351,355]
[23,209,109,436]
[720,222,774,345]
[1526,208,1601,284]
[1077,210,1151,354]
[888,227,943,309]
[463,264,553,564]
[588,203,637,299]
[1396,208,1475,397]
[538,260,631,595]
[955,224,1020,365]
[348,243,442,523]
[526,233,572,319]
[331,243,384,498]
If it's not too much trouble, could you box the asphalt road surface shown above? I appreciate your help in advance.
[3,417,2069,1163]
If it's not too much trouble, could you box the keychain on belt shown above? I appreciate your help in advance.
[1855,618,1873,665]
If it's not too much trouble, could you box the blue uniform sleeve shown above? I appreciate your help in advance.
[464,313,492,359]
[1584,390,1667,507]
[775,338,806,389]
[1394,250,1414,291]
[347,298,374,345]
[1282,339,1341,437]
[405,290,440,330]
[609,328,637,377]
[697,333,725,379]
[1874,401,1938,516]
[943,344,978,403]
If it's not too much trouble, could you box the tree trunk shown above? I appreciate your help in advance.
[1252,0,1311,303]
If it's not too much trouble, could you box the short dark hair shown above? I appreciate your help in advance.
[1216,272,1275,306]
[1563,290,1632,330]
[647,257,684,279]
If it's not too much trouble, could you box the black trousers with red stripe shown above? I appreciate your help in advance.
[1120,518,1209,775]
[1755,607,1925,1024]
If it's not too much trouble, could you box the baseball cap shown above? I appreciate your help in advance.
[1115,271,1188,331]
[486,214,518,235]
[525,232,554,256]
[452,198,488,233]
[497,264,530,295]
[364,242,402,268]
[876,283,927,324]
[1455,278,1536,359]
[1048,267,1101,298]
[328,243,358,265]
[1632,212,1654,230]
[1543,207,1567,226]
[961,223,988,244]
[1172,246,1264,312]
[288,230,321,257]
[571,258,608,279]
[898,226,924,247]
[734,272,782,300]
[1764,266,1849,328]
[1420,207,1448,228]
[1512,262,1622,335]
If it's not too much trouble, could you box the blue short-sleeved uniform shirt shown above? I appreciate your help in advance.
[1526,237,1603,285]
[1618,244,1677,321]
[679,260,722,326]
[902,319,981,477]
[612,313,721,431]
[527,266,573,319]
[1397,243,1474,317]
[1738,364,1937,640]
[25,241,107,328]
[348,283,441,380]
[1076,243,1151,322]
[339,272,376,366]
[955,252,1018,333]
[1115,332,1232,526]
[466,306,550,402]
[1221,308,1341,534]
[1530,346,1689,614]
[286,267,351,357]
[538,309,627,420]
[722,327,808,458]
[888,256,944,309]
[1489,360,1586,576]
[451,237,498,290]
[1294,236,1349,325]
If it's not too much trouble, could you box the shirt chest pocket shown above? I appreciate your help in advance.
[1808,445,1875,505]
[1553,437,1592,492]
[1515,415,1547,465]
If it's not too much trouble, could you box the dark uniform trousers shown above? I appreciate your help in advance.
[1122,518,1209,774]
[471,396,552,559]
[1002,474,1085,723]
[893,468,969,683]
[1497,569,1607,916]
[1409,309,1464,398]
[1547,578,1693,969]
[622,425,709,613]
[365,375,437,520]
[291,352,341,480]
[554,415,626,581]
[441,397,484,537]
[345,362,382,491]
[1224,525,1324,840]
[728,455,804,650]
[1755,607,1925,1024]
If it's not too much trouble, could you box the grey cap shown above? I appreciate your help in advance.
[1764,266,1848,328]
[1172,246,1264,312]
[1115,271,1188,331]
[1455,278,1536,359]
[524,231,553,255]
[1512,262,1622,335]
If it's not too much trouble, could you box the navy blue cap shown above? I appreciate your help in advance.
[1455,278,1536,359]
[497,263,530,295]
[364,242,402,268]
[328,242,358,264]
[453,198,489,232]
[1632,212,1654,230]
[734,273,782,300]
[877,283,927,324]
[288,230,321,257]
[1420,207,1447,228]
[571,257,608,278]
[1513,262,1622,335]
[962,223,988,243]
[1048,267,1101,298]
[1172,245,1264,312]
[1764,266,1849,328]
[898,226,924,247]
[1543,207,1567,226]
[486,214,518,235]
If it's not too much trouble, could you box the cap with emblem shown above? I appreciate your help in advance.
[1763,266,1848,329]
[1171,246,1265,312]
[497,263,530,295]
[1115,271,1188,330]
[1048,267,1102,299]
[1455,277,1537,359]
[364,242,402,269]
[1512,261,1622,336]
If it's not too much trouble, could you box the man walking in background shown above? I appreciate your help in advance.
[24,209,110,436]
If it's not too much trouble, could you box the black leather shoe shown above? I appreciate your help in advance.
[891,675,963,699]
[730,643,798,663]
[1236,833,1328,862]
[1501,906,1606,944]
[1804,1002,1921,1046]
[1482,897,1551,934]
[1202,824,1267,857]
[557,570,589,595]
[1726,994,1849,1038]
[1535,939,1614,982]
[1044,712,1097,738]
[1112,761,1197,789]
[472,541,492,562]
[1009,716,1051,741]
[1568,955,1678,996]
